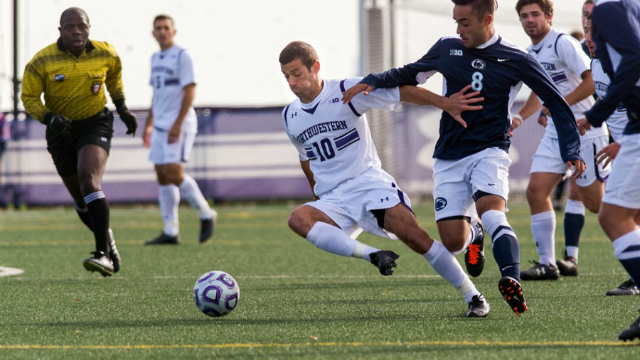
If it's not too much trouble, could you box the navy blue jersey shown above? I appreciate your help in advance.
[586,0,640,135]
[361,34,581,163]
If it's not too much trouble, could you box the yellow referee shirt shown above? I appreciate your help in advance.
[22,39,126,122]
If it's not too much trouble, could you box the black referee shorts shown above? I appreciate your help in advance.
[46,108,114,177]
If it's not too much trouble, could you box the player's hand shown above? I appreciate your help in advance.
[576,118,591,136]
[596,142,620,169]
[566,159,586,179]
[168,122,182,144]
[44,113,72,137]
[117,107,138,136]
[442,85,483,128]
[341,83,373,104]
[538,114,548,127]
[142,126,152,148]
[508,116,523,137]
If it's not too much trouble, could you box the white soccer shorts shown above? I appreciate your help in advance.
[530,134,611,187]
[432,147,511,221]
[602,133,640,209]
[148,129,197,165]
[307,167,412,239]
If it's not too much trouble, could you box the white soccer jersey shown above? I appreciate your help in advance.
[592,59,628,141]
[527,28,606,139]
[282,77,400,196]
[150,45,197,133]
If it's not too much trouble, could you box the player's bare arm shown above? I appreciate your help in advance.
[143,107,154,148]
[564,70,595,107]
[169,83,196,144]
[299,160,319,200]
[341,83,373,104]
[399,84,484,128]
[509,91,543,136]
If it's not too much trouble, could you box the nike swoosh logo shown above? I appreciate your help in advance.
[498,58,509,62]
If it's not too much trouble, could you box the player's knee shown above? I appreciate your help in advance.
[584,199,601,214]
[441,237,465,254]
[288,208,310,236]
[78,174,100,194]
[525,185,541,204]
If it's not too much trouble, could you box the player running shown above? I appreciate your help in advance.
[511,0,609,281]
[280,40,492,317]
[343,0,585,314]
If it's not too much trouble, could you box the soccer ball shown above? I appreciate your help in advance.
[193,270,240,317]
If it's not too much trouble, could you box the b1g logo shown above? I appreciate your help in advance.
[435,197,448,211]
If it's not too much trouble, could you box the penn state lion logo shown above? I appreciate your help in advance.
[435,197,448,211]
[471,59,486,70]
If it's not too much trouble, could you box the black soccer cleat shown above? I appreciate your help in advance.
[499,276,528,315]
[618,311,640,341]
[464,221,485,277]
[108,229,121,273]
[556,258,578,277]
[606,279,640,296]
[370,250,399,276]
[466,293,490,318]
[556,249,578,276]
[520,260,560,280]
[199,212,217,243]
[145,232,181,245]
[83,251,114,277]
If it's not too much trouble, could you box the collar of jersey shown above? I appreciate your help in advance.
[530,27,556,52]
[299,80,328,114]
[475,32,500,49]
[159,44,179,55]
[56,38,95,54]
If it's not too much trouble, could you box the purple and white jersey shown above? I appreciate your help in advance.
[592,59,628,141]
[150,45,197,133]
[527,27,605,139]
[282,77,400,196]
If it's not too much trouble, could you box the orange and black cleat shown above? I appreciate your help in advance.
[465,222,485,277]
[499,276,528,315]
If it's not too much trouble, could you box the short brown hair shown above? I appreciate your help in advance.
[451,0,497,19]
[154,14,174,27]
[516,0,554,17]
[279,41,318,70]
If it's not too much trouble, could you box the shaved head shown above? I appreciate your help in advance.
[60,7,90,26]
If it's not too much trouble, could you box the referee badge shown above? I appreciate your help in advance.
[91,81,102,95]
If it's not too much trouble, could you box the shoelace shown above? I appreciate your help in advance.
[467,244,482,265]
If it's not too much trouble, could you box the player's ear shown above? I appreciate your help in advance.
[484,13,493,27]
[313,61,320,74]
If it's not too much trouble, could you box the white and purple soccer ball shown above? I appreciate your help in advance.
[193,270,240,317]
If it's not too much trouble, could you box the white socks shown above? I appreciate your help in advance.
[531,211,556,266]
[179,175,214,220]
[306,222,378,260]
[159,184,180,236]
[424,240,479,304]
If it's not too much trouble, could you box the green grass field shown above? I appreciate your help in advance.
[1,200,639,359]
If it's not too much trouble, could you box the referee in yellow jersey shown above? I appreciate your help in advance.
[21,7,138,277]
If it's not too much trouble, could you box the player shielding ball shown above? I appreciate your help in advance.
[343,0,585,314]
[280,41,492,317]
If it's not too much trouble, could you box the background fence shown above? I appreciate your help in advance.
[0,102,543,206]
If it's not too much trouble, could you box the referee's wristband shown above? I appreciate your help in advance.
[512,114,523,122]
